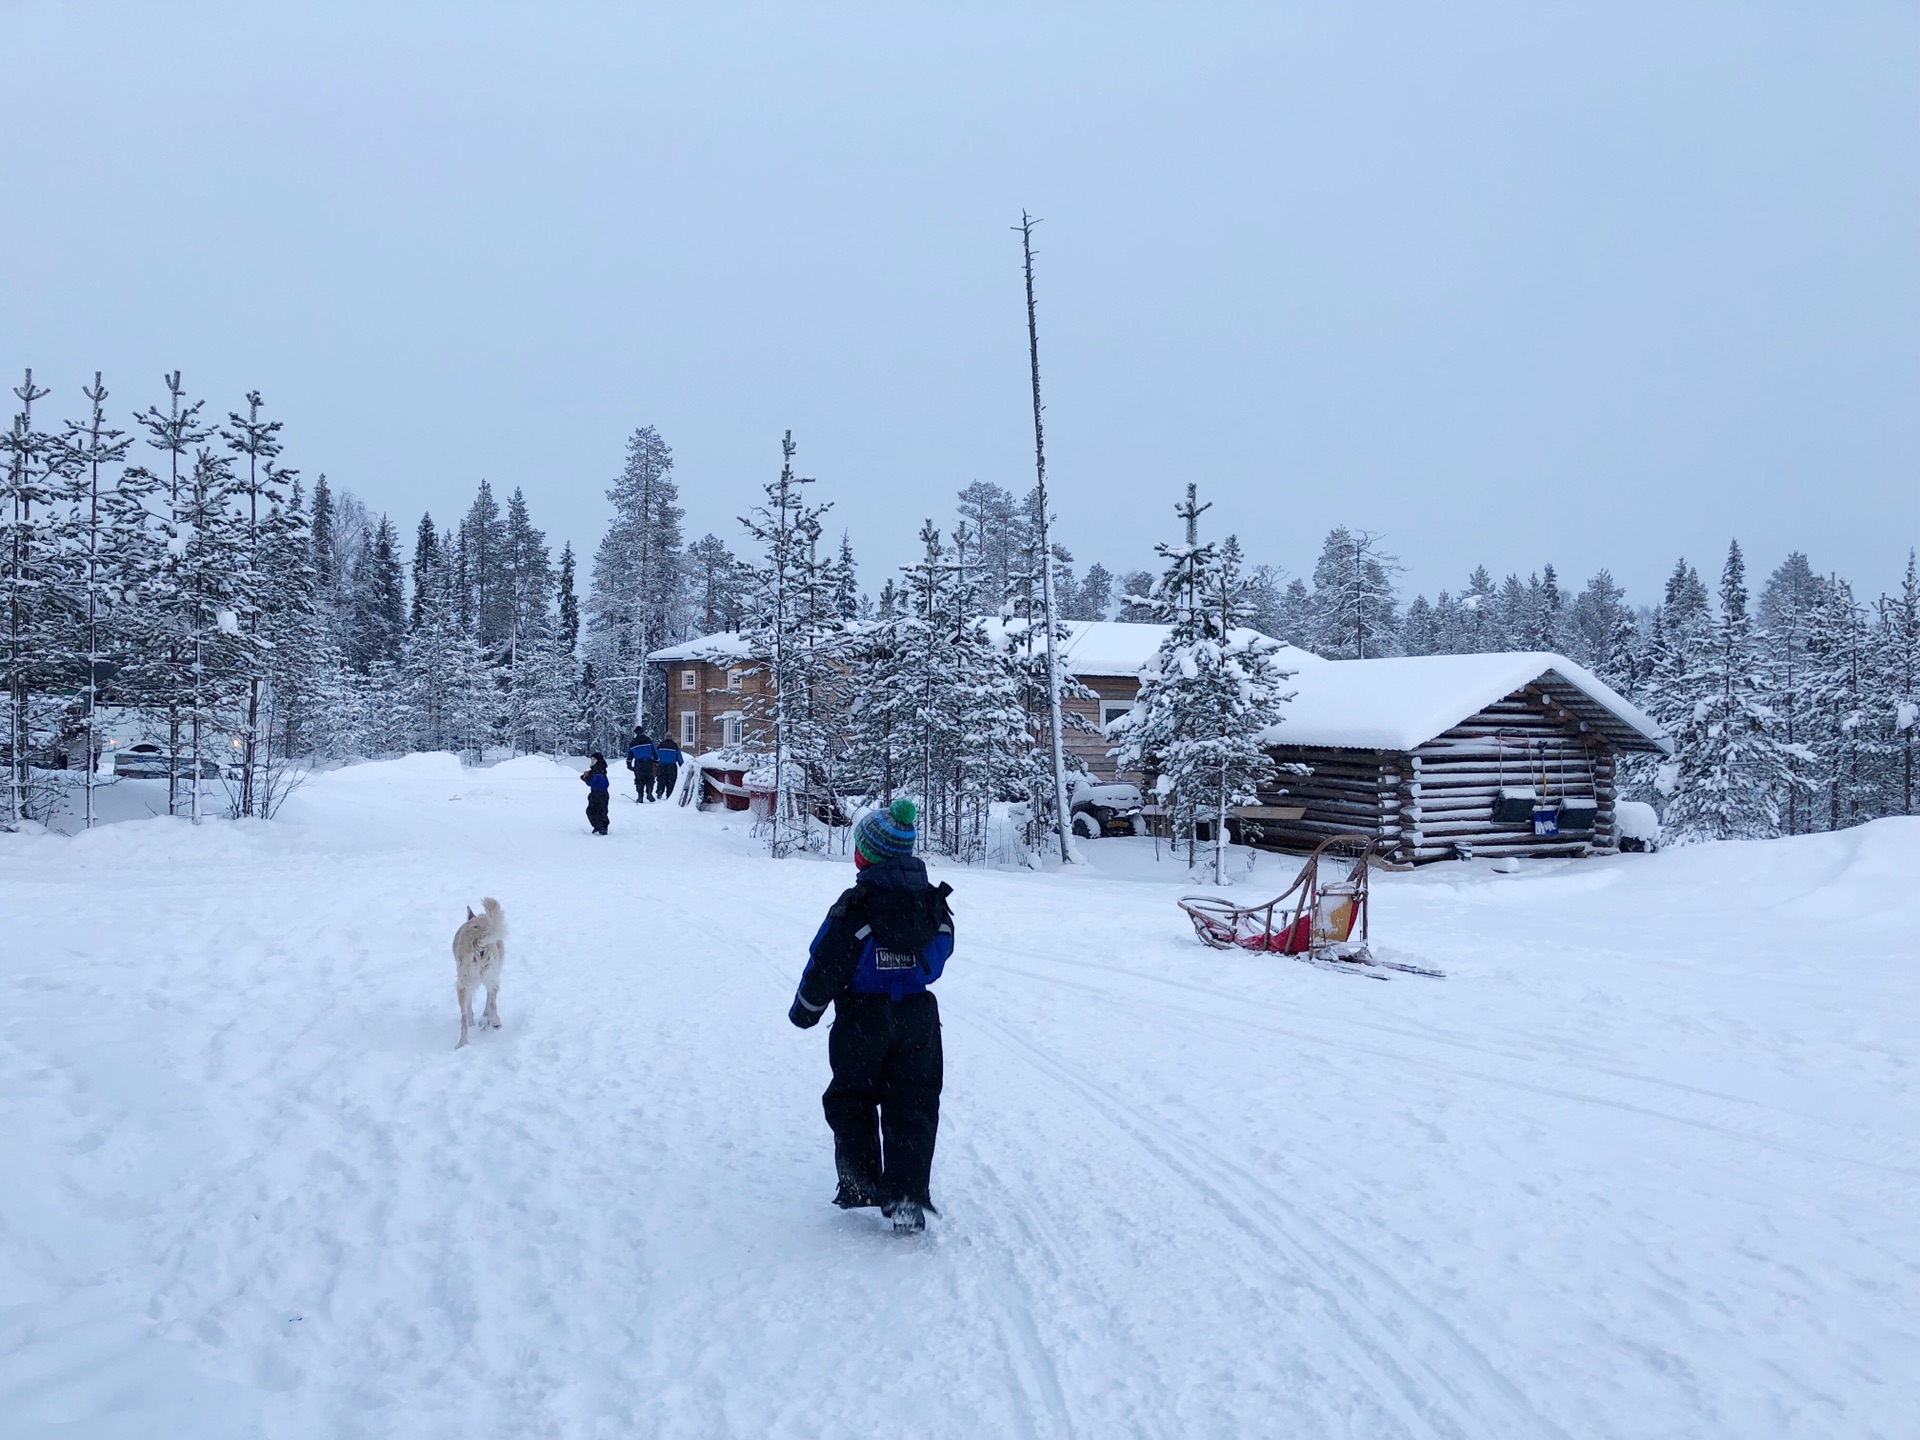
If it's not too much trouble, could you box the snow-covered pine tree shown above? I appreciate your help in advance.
[1876,552,1919,816]
[1662,541,1807,843]
[584,427,683,749]
[954,480,1022,611]
[1308,526,1401,659]
[1757,552,1824,833]
[221,391,294,816]
[1076,562,1114,622]
[57,374,134,828]
[1114,491,1295,883]
[2,369,60,827]
[347,515,406,673]
[1804,574,1872,830]
[1565,569,1634,683]
[685,533,746,634]
[128,373,215,814]
[738,431,843,856]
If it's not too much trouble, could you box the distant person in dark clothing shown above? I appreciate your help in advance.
[581,753,611,835]
[788,798,953,1233]
[652,736,683,802]
[626,731,656,803]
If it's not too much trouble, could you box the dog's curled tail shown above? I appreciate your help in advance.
[480,896,505,935]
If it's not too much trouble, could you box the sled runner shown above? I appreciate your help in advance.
[1179,834,1443,978]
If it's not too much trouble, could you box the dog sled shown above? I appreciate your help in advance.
[1178,833,1442,979]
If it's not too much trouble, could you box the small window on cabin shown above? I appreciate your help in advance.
[728,668,743,692]
[680,711,697,746]
[680,669,697,691]
[723,713,743,747]
[1101,702,1134,732]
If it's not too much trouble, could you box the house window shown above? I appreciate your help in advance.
[1101,702,1134,732]
[680,711,697,746]
[722,713,743,747]
[727,667,743,692]
[680,668,697,692]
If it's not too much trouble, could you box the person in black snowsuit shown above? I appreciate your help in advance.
[581,753,611,834]
[626,731,655,803]
[788,798,953,1232]
[652,736,683,803]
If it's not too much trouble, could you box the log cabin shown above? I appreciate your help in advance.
[1256,652,1669,862]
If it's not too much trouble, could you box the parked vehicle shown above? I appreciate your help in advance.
[1070,776,1145,838]
[112,743,221,780]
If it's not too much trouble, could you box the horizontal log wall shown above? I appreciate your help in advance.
[1260,684,1623,864]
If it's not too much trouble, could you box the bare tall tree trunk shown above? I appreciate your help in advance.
[1018,212,1074,865]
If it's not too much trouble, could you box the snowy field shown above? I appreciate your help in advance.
[2,756,1916,1440]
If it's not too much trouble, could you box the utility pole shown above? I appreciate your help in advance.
[1017,211,1075,864]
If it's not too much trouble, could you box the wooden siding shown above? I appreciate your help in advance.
[1258,683,1621,863]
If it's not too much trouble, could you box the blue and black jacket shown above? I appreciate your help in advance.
[583,767,610,793]
[627,741,656,767]
[654,741,683,767]
[789,857,954,1026]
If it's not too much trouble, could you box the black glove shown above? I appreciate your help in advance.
[789,993,825,1029]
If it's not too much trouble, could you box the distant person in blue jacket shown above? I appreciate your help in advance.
[580,753,611,835]
[626,731,655,803]
[652,736,683,802]
[788,799,953,1232]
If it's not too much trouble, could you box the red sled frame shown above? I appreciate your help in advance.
[1179,833,1375,960]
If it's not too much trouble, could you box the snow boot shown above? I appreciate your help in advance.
[833,1180,882,1210]
[885,1199,925,1234]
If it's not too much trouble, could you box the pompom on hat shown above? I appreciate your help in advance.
[854,797,918,865]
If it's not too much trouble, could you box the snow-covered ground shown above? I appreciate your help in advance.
[2,756,1915,1439]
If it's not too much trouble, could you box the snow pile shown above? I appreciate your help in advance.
[1,761,1914,1437]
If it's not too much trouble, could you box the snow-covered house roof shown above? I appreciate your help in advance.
[978,618,1315,679]
[648,632,758,664]
[1264,651,1670,755]
[648,620,1314,681]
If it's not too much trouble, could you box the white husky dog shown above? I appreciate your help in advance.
[451,898,507,1049]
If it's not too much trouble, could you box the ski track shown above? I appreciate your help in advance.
[2,760,1916,1437]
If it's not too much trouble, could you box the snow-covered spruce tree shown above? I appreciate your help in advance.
[126,373,215,813]
[685,532,747,634]
[249,475,324,810]
[1075,561,1114,622]
[2,369,61,826]
[1114,489,1296,883]
[1565,569,1636,688]
[585,427,684,750]
[851,519,1027,862]
[220,391,294,816]
[1662,541,1808,843]
[164,446,248,822]
[1876,552,1919,815]
[56,374,135,827]
[954,480,1023,611]
[1804,574,1872,830]
[1758,552,1825,833]
[738,431,846,856]
[346,515,405,673]
[1308,526,1401,659]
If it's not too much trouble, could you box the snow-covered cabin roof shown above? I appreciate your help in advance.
[1263,651,1670,755]
[979,618,1315,679]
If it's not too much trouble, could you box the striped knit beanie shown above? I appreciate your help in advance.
[855,798,918,864]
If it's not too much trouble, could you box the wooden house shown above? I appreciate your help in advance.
[1252,652,1669,863]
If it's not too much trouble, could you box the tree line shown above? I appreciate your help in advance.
[7,367,1913,849]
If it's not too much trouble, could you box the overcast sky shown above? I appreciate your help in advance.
[6,3,1916,605]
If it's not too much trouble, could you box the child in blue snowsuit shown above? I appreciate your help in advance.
[789,799,953,1232]
[581,753,611,834]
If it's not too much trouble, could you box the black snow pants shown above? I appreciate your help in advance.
[586,791,610,834]
[631,761,655,801]
[823,991,942,1209]
[654,764,679,802]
